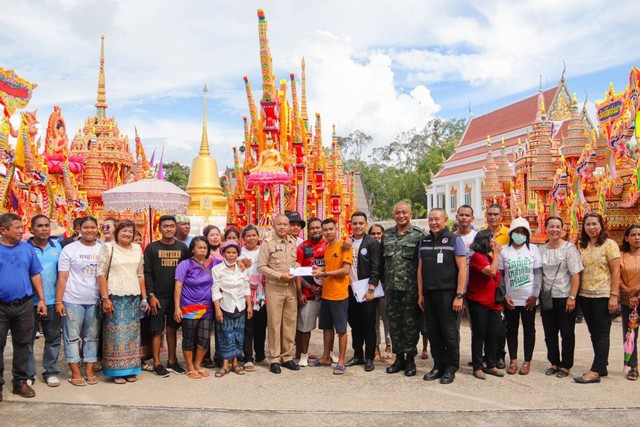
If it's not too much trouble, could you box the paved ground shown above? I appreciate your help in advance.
[2,315,639,426]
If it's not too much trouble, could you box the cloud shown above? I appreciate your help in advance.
[1,0,639,170]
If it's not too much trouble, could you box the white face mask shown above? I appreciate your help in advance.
[511,233,527,245]
[224,259,236,267]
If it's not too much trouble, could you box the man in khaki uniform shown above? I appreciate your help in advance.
[258,215,300,374]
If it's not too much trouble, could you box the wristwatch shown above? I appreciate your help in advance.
[568,295,576,301]
[455,293,464,299]
[323,272,328,278]
[367,288,375,294]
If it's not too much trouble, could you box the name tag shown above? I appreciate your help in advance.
[437,253,443,264]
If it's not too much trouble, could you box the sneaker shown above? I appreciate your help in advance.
[35,331,42,339]
[299,353,309,367]
[258,358,270,366]
[330,351,339,364]
[46,376,61,387]
[153,364,170,378]
[166,362,186,375]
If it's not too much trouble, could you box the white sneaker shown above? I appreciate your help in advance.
[330,351,339,364]
[258,358,270,366]
[299,353,309,367]
[46,376,61,387]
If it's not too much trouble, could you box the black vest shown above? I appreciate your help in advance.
[419,228,458,291]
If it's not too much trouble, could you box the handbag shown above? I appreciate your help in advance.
[541,243,566,311]
[491,256,505,304]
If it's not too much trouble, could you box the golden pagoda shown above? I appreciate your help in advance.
[185,85,228,226]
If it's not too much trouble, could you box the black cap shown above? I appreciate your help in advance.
[286,212,306,228]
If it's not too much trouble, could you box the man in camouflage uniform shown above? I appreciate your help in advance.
[381,202,426,376]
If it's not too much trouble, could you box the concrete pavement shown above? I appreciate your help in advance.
[2,315,639,426]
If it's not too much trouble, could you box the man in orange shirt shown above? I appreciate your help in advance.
[312,219,353,375]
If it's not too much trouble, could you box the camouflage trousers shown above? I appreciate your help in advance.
[386,289,420,357]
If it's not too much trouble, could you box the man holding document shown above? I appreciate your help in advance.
[345,212,381,372]
[312,219,353,375]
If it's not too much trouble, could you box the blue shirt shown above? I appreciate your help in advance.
[0,241,43,303]
[28,238,62,306]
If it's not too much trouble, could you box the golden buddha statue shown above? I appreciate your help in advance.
[250,135,284,173]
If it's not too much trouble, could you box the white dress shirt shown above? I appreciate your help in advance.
[212,262,250,313]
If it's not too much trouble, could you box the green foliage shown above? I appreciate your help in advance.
[163,162,190,190]
[341,118,466,220]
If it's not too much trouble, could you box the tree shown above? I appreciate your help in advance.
[341,118,466,219]
[163,162,190,190]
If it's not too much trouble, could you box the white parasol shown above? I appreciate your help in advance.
[102,179,191,243]
[102,179,190,213]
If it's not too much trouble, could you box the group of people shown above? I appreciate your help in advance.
[0,201,636,402]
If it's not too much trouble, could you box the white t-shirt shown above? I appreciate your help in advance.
[59,241,102,305]
[458,230,478,254]
[499,244,542,306]
[350,238,363,284]
[239,247,260,277]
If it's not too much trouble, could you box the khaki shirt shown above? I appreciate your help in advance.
[257,234,299,286]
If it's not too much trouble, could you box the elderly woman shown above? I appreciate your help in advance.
[97,220,147,384]
[575,213,620,384]
[55,216,103,386]
[174,236,216,379]
[499,217,542,376]
[212,240,252,377]
[539,216,583,379]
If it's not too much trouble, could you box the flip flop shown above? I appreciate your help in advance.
[231,365,245,375]
[333,364,346,375]
[421,350,429,360]
[113,377,126,384]
[196,368,210,378]
[310,359,332,367]
[186,370,202,379]
[85,375,99,385]
[125,375,137,382]
[243,362,256,372]
[68,378,87,386]
[142,363,155,372]
[214,368,229,378]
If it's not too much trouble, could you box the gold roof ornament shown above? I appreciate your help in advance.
[185,84,228,218]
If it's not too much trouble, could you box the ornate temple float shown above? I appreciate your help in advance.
[219,9,357,234]
[480,67,640,242]
[0,36,152,232]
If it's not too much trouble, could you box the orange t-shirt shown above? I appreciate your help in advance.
[321,240,353,301]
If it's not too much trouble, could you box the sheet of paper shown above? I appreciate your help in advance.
[351,278,385,302]
[289,266,313,276]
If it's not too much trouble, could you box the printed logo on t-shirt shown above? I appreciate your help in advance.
[507,257,532,287]
[158,250,183,267]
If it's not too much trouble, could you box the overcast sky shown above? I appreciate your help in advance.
[1,0,638,169]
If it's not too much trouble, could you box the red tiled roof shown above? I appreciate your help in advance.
[436,153,517,178]
[459,87,558,147]
[445,135,521,163]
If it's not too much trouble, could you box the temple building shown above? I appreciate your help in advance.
[185,85,228,232]
[427,73,594,226]
[70,36,135,214]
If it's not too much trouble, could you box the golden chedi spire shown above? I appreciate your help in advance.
[185,85,228,218]
[96,35,108,117]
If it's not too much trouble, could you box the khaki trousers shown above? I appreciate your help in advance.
[266,284,297,364]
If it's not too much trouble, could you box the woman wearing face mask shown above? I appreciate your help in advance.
[539,217,583,379]
[98,220,147,384]
[212,240,252,377]
[498,217,542,376]
[575,213,620,384]
[619,224,640,381]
